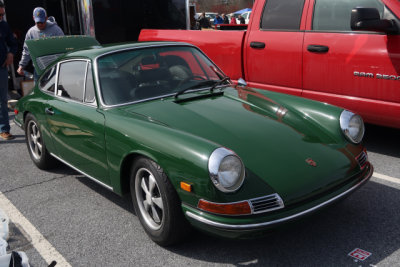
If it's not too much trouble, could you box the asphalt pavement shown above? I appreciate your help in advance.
[1,112,399,266]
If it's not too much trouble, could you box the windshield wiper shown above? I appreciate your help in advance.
[209,77,230,93]
[174,77,231,99]
[174,80,218,99]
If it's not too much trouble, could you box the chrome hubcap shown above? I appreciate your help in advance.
[27,121,43,160]
[135,168,164,230]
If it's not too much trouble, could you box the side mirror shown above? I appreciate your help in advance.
[351,7,398,34]
[237,78,247,87]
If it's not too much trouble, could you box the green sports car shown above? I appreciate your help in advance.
[14,36,373,246]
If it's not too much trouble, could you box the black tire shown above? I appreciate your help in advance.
[130,157,190,246]
[24,113,57,170]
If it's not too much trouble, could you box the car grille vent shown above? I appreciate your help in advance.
[356,150,368,169]
[249,193,284,214]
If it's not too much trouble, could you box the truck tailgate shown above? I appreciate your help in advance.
[139,29,246,80]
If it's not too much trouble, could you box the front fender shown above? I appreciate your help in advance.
[103,110,220,207]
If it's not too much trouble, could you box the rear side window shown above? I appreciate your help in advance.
[261,0,305,30]
[39,66,57,93]
[313,0,384,31]
[57,61,87,102]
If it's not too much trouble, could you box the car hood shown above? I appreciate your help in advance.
[122,87,359,204]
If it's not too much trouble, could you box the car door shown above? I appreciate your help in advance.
[46,59,110,185]
[244,0,308,96]
[303,0,400,127]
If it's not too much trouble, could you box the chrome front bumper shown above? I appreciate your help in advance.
[185,164,373,230]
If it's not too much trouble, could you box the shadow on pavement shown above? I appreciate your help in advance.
[364,124,400,158]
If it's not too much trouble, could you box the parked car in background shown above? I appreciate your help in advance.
[241,11,251,24]
[204,12,217,23]
[140,0,400,129]
[15,36,372,246]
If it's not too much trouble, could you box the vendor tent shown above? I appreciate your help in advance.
[233,8,252,15]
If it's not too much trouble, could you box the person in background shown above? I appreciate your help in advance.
[230,15,237,24]
[213,14,224,25]
[222,14,229,24]
[238,15,245,24]
[197,12,210,29]
[0,2,17,140]
[17,7,64,80]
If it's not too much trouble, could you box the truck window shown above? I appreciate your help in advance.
[313,0,384,31]
[261,0,305,30]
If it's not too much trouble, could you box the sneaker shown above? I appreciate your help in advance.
[0,132,15,140]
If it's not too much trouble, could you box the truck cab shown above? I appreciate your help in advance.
[245,0,400,128]
[140,0,400,128]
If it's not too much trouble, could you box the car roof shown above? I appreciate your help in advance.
[66,41,193,60]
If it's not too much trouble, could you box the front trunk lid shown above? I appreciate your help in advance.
[123,87,362,205]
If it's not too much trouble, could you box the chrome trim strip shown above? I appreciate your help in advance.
[50,153,114,191]
[185,166,373,230]
[13,119,22,129]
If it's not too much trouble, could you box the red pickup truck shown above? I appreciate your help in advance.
[140,0,400,128]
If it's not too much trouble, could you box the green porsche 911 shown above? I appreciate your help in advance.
[14,36,373,246]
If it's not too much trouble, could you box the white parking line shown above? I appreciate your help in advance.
[0,192,71,267]
[373,172,400,185]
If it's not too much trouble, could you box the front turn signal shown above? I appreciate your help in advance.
[198,199,251,215]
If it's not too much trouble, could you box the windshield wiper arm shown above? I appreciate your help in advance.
[174,77,231,99]
[174,80,218,99]
[209,77,231,93]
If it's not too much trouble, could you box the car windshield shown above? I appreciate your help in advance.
[97,46,223,106]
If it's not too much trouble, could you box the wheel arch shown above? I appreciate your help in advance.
[118,152,159,196]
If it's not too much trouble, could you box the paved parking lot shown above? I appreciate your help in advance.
[1,112,399,266]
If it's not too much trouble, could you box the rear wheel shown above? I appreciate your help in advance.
[24,113,57,170]
[130,157,190,246]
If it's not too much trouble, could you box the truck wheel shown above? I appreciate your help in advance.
[24,113,57,170]
[130,157,190,246]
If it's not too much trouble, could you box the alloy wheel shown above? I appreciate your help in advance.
[27,120,43,161]
[135,167,164,230]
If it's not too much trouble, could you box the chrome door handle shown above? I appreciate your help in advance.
[45,107,55,115]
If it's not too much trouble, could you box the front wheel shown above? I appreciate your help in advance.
[24,113,57,170]
[130,157,190,246]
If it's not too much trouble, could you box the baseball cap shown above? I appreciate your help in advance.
[33,7,47,23]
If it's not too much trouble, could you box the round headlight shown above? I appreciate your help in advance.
[340,110,365,144]
[208,148,245,193]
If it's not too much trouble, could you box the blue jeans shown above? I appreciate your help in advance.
[0,66,10,133]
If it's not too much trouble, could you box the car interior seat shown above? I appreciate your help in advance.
[134,56,172,100]
[99,69,137,105]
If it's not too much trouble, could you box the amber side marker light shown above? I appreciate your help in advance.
[180,182,192,192]
[198,199,252,215]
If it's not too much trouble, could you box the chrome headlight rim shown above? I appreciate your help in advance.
[208,147,245,193]
[340,110,365,144]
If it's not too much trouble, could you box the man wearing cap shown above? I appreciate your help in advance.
[0,2,17,140]
[17,7,64,78]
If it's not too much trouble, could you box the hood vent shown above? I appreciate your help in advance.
[250,193,284,214]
